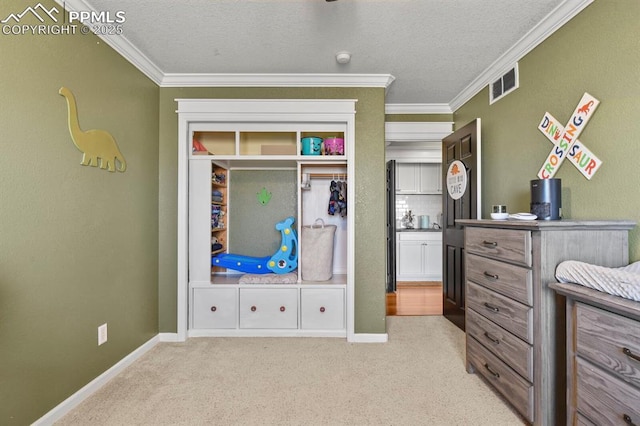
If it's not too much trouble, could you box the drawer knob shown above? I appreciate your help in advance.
[280,306,286,312]
[484,363,500,379]
[624,414,637,426]
[483,271,499,280]
[483,331,500,345]
[483,302,500,313]
[482,240,498,247]
[210,306,217,312]
[251,306,257,312]
[623,347,640,363]
[320,306,326,313]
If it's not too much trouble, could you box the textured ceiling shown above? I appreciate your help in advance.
[83,0,580,106]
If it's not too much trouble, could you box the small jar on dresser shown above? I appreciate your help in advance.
[457,219,635,425]
[550,282,640,426]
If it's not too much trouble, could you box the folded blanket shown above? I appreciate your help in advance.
[555,260,640,302]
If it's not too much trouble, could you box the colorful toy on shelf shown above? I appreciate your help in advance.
[212,217,298,274]
[193,138,209,154]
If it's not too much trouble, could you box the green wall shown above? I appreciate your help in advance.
[0,1,159,423]
[158,88,387,334]
[455,0,640,261]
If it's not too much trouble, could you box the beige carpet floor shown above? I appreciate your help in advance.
[56,316,524,425]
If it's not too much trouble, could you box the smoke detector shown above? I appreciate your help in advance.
[335,51,351,64]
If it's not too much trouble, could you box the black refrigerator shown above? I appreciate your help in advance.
[386,160,396,293]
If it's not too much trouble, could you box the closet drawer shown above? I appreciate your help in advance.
[576,357,640,426]
[239,288,298,329]
[192,287,238,329]
[467,336,534,423]
[576,302,640,388]
[465,227,531,267]
[466,253,532,306]
[466,308,533,381]
[301,288,345,330]
[466,281,533,344]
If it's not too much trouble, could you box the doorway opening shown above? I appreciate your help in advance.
[386,281,443,316]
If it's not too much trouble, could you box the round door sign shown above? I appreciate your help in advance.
[446,160,467,200]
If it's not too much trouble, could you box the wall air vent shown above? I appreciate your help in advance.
[489,63,519,105]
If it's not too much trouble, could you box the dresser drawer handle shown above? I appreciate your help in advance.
[250,306,257,312]
[210,306,217,312]
[484,331,500,345]
[483,302,500,313]
[484,363,500,379]
[624,414,636,426]
[320,307,326,313]
[623,347,640,363]
[482,240,498,247]
[483,271,499,280]
[280,306,286,312]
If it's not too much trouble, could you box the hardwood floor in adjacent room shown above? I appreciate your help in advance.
[386,282,443,316]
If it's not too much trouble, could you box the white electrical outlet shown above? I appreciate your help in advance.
[98,323,108,346]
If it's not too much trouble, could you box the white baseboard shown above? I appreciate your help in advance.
[33,335,159,426]
[350,333,389,343]
[158,332,181,342]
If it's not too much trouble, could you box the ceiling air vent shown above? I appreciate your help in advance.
[489,64,519,105]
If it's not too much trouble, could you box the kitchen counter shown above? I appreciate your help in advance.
[396,228,441,232]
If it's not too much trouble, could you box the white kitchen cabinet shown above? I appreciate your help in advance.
[396,232,443,281]
[419,163,442,193]
[396,163,420,193]
[178,99,355,340]
[395,163,441,194]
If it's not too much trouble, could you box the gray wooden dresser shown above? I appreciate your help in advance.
[550,282,640,426]
[457,219,635,425]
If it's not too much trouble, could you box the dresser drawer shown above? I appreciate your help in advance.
[576,302,640,388]
[577,413,596,426]
[466,281,533,343]
[192,287,238,329]
[465,227,531,267]
[239,289,298,329]
[576,357,640,426]
[466,253,532,305]
[301,288,345,330]
[467,336,534,423]
[466,308,533,381]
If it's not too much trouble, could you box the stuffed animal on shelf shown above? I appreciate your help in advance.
[211,236,223,252]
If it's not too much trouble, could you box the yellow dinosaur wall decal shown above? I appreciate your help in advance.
[59,87,126,172]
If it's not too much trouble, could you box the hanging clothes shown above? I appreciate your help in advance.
[328,178,347,217]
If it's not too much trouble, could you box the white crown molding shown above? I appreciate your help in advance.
[385,121,453,142]
[58,0,593,115]
[448,0,594,111]
[385,103,453,115]
[161,73,396,90]
[55,0,164,84]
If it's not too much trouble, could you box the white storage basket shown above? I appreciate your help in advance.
[301,219,337,281]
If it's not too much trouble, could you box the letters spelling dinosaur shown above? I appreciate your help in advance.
[537,92,601,180]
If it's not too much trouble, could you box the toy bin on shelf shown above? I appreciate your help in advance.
[301,137,323,155]
[323,137,344,155]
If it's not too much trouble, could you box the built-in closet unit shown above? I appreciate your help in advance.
[176,99,356,341]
